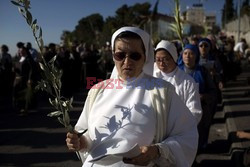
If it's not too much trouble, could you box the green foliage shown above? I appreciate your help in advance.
[61,2,152,48]
[61,30,74,49]
[241,0,250,16]
[114,2,151,29]
[170,0,184,48]
[74,13,104,45]
[101,17,118,45]
[11,0,75,133]
[210,25,221,35]
[222,0,236,28]
[11,0,85,161]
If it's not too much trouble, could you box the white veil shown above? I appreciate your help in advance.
[110,26,154,79]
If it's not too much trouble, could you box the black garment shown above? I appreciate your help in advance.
[0,53,15,112]
[71,50,82,92]
[0,53,14,96]
[244,147,250,167]
[14,55,39,112]
[55,50,74,98]
[44,50,56,63]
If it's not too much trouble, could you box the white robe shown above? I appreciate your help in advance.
[153,64,202,123]
[75,73,198,167]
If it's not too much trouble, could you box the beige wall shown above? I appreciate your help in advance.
[224,15,250,45]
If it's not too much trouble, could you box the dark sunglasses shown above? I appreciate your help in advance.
[155,57,171,63]
[199,44,208,48]
[113,52,142,61]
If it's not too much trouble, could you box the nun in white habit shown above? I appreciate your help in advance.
[66,27,198,167]
[153,40,202,123]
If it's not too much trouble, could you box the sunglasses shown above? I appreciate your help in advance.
[155,57,171,63]
[199,44,209,48]
[113,52,142,61]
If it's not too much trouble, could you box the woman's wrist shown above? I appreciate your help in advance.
[79,136,88,151]
[152,145,161,160]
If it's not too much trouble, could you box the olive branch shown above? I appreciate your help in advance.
[170,0,184,48]
[11,0,85,162]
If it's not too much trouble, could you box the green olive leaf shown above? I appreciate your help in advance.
[47,111,62,117]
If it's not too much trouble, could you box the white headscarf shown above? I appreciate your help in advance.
[154,40,178,76]
[110,26,154,79]
[155,40,178,62]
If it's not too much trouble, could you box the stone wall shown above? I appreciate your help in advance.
[224,15,250,45]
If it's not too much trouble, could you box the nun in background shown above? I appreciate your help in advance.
[154,40,202,123]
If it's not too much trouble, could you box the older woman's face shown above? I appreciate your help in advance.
[155,50,176,73]
[182,49,196,69]
[114,38,145,80]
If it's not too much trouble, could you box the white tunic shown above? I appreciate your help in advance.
[75,73,198,167]
[153,64,202,123]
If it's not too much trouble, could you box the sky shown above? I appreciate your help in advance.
[0,0,229,56]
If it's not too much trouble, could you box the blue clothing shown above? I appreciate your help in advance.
[198,38,215,60]
[178,44,207,94]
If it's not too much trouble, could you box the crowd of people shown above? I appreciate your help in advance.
[0,41,114,115]
[1,26,250,166]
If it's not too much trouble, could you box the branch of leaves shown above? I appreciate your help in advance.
[47,96,74,132]
[37,56,89,136]
[11,0,79,133]
[11,0,87,163]
[35,56,78,134]
[11,0,44,53]
[36,56,62,95]
[170,0,184,48]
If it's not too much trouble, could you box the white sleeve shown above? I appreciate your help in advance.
[233,43,239,52]
[75,92,90,133]
[185,80,202,123]
[155,91,198,167]
[74,90,93,158]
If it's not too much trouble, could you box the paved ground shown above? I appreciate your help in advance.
[0,91,88,167]
[1,60,250,167]
[195,60,250,167]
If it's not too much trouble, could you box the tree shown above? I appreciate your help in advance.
[210,25,221,35]
[60,3,152,48]
[115,3,151,27]
[73,13,104,46]
[140,0,159,41]
[241,0,250,16]
[242,0,249,6]
[60,30,73,48]
[189,25,205,36]
[222,0,236,28]
[101,16,118,46]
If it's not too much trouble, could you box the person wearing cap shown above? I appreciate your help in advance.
[66,27,198,167]
[154,40,202,123]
